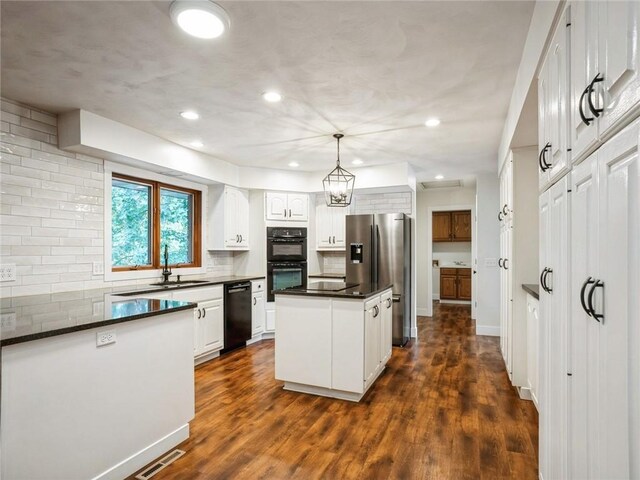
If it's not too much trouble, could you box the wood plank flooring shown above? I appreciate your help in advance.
[131,302,538,480]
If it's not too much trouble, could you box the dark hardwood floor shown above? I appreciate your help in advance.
[132,302,538,480]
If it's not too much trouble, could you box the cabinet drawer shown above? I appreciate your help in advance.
[458,268,471,277]
[440,268,458,275]
[251,280,265,293]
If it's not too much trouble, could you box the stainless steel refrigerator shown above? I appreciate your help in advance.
[346,213,411,346]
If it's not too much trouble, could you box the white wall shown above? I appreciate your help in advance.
[416,186,476,315]
[0,98,234,297]
[474,174,501,336]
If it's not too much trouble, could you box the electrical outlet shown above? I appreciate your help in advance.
[1,312,16,331]
[92,262,104,275]
[0,264,17,282]
[96,329,116,347]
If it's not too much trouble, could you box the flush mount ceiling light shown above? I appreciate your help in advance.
[288,161,299,167]
[425,118,441,127]
[180,110,199,120]
[190,140,204,148]
[435,174,444,180]
[263,91,282,103]
[170,1,230,39]
[323,134,355,207]
[352,158,363,165]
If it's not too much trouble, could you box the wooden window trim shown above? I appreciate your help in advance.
[112,173,202,272]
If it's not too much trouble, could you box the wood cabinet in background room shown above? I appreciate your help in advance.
[432,211,471,242]
[439,268,471,300]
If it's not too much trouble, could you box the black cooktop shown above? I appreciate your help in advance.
[305,281,359,292]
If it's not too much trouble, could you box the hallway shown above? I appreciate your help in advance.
[136,303,538,480]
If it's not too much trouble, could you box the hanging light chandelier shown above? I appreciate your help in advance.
[323,133,355,207]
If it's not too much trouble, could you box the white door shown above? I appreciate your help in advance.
[598,1,640,137]
[571,1,601,163]
[287,194,308,221]
[251,291,265,336]
[547,15,571,184]
[569,151,601,480]
[265,192,287,220]
[200,298,224,354]
[364,303,380,388]
[236,188,250,247]
[224,187,239,247]
[596,121,639,479]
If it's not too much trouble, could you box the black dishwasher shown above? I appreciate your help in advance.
[222,282,252,354]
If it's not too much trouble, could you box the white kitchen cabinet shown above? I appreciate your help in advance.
[526,293,539,410]
[571,1,640,164]
[316,202,348,250]
[568,119,640,480]
[265,308,276,333]
[251,280,265,337]
[196,298,223,355]
[265,192,308,222]
[364,296,381,391]
[539,176,570,480]
[208,185,250,250]
[538,7,571,191]
[380,290,393,365]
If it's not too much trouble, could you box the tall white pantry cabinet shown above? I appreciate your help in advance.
[535,2,640,480]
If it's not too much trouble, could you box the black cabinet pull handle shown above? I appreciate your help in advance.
[579,85,594,126]
[203,308,206,318]
[498,211,503,221]
[283,209,287,217]
[541,143,552,170]
[503,258,509,270]
[587,74,605,118]
[542,268,552,293]
[539,147,546,172]
[289,209,292,218]
[587,279,605,323]
[498,258,503,268]
[580,277,595,317]
[197,308,202,319]
[540,268,549,292]
[502,204,509,215]
[253,297,257,306]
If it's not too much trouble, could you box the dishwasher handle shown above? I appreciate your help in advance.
[227,283,251,293]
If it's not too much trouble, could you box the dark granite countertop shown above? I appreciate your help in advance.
[0,275,265,346]
[308,273,347,279]
[522,284,539,300]
[275,282,393,299]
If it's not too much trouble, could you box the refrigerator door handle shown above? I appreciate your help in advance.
[375,224,381,285]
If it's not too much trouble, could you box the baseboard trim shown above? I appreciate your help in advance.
[194,350,220,366]
[518,386,532,401]
[416,308,430,317]
[94,424,189,480]
[410,326,418,338]
[475,325,500,337]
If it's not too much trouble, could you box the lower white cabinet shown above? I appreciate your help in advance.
[265,307,276,332]
[526,293,539,409]
[380,290,393,366]
[251,280,265,337]
[194,298,223,356]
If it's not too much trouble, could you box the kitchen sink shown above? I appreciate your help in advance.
[150,280,210,286]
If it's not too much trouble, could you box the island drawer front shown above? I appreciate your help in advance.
[364,296,381,312]
[458,269,472,277]
[251,280,264,293]
[440,268,458,275]
[171,286,223,303]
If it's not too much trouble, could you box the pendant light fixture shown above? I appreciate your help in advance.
[323,133,355,207]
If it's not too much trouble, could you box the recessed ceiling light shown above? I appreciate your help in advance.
[435,174,444,180]
[190,140,204,148]
[263,91,282,103]
[352,158,363,165]
[170,1,230,39]
[180,110,199,120]
[288,161,299,167]
[425,118,441,127]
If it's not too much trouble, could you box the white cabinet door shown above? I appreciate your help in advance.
[193,308,201,357]
[265,192,288,220]
[224,187,240,247]
[569,151,600,480]
[235,187,250,247]
[331,206,347,247]
[251,291,265,336]
[199,298,224,354]
[364,302,380,388]
[596,121,639,480]
[315,203,333,249]
[287,193,308,221]
[380,292,393,365]
[571,0,600,163]
[265,308,275,332]
[539,176,570,480]
[526,295,539,410]
[538,54,551,190]
[547,14,571,184]
[598,1,640,137]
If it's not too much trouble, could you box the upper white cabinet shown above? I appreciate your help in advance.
[265,192,308,222]
[316,202,348,250]
[208,185,250,250]
[571,1,640,163]
[538,6,571,191]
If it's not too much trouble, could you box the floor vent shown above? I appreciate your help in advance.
[135,449,185,480]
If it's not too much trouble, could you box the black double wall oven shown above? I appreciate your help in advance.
[267,227,307,302]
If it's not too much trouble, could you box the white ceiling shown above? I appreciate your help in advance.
[0,1,534,180]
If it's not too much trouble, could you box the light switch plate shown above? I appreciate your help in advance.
[0,264,17,282]
[92,262,104,275]
[96,330,116,347]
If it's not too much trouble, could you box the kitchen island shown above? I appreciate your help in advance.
[274,282,393,402]
[1,289,196,480]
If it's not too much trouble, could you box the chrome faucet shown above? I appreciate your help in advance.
[161,244,172,283]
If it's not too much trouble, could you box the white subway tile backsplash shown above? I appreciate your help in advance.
[10,205,51,218]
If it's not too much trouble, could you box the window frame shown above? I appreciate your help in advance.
[104,162,206,281]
